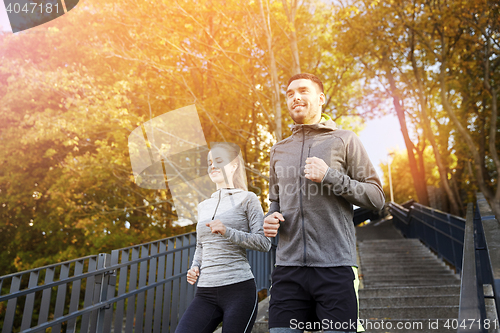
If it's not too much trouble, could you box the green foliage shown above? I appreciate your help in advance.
[2,0,497,275]
[0,0,373,275]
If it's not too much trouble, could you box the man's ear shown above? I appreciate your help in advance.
[319,93,326,106]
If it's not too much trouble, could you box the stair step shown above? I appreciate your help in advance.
[363,281,460,288]
[360,266,450,273]
[360,295,459,307]
[358,285,461,297]
[359,305,459,319]
[362,272,457,280]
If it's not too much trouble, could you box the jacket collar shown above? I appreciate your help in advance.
[210,188,244,198]
[291,118,338,135]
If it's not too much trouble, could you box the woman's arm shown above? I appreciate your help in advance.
[223,192,272,252]
[191,239,203,269]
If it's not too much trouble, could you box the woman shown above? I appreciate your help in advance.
[175,142,271,333]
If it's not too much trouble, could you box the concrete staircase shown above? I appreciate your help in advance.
[358,238,461,333]
[248,219,463,333]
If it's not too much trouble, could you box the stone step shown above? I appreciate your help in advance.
[358,247,432,252]
[362,272,458,281]
[363,273,459,281]
[359,248,433,253]
[360,295,459,308]
[358,243,425,249]
[359,255,441,260]
[359,264,455,273]
[358,248,432,253]
[361,264,452,271]
[359,238,422,244]
[363,280,460,288]
[358,285,460,297]
[360,257,446,264]
[359,305,459,320]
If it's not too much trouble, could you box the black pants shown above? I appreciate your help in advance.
[269,266,357,332]
[175,278,258,333]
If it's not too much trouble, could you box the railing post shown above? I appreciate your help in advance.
[95,253,112,333]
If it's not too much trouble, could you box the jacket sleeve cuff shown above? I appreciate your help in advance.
[321,167,331,184]
[321,167,342,186]
[223,226,235,240]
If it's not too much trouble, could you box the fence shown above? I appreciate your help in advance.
[457,194,500,332]
[388,200,466,273]
[389,193,500,332]
[0,231,276,333]
[0,205,391,333]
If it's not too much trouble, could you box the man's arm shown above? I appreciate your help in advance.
[263,148,284,237]
[265,148,281,217]
[324,132,385,210]
[306,132,385,210]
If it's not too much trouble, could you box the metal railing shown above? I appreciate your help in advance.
[0,205,382,333]
[457,194,500,332]
[0,231,276,333]
[388,200,466,273]
[389,193,500,332]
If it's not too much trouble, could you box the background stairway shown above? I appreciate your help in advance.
[249,218,463,333]
[357,219,461,333]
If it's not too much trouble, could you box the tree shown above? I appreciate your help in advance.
[333,0,499,217]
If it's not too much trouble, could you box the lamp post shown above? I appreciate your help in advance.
[388,152,395,202]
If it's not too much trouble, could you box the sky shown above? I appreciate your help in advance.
[358,115,405,186]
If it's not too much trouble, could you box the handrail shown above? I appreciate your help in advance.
[475,193,500,324]
[0,230,276,333]
[457,203,484,332]
[0,255,99,281]
[388,201,465,273]
[0,243,194,303]
[388,193,500,332]
[0,233,199,333]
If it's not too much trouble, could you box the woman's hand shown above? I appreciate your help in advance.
[206,219,227,235]
[187,266,200,285]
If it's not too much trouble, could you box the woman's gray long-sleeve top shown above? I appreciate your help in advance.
[191,188,271,287]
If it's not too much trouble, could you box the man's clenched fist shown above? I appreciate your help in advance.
[263,212,284,237]
[304,157,329,183]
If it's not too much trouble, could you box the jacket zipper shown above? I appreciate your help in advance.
[299,128,307,265]
[212,190,222,220]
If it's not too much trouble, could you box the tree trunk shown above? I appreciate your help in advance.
[386,69,429,206]
[258,0,282,141]
[439,57,498,216]
[410,44,462,216]
[281,0,300,75]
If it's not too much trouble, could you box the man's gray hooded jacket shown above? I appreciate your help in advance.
[267,118,385,267]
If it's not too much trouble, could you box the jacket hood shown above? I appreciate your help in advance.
[291,118,338,135]
[210,188,245,199]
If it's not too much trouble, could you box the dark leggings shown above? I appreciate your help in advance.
[175,278,258,333]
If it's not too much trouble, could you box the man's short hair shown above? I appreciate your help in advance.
[287,73,324,93]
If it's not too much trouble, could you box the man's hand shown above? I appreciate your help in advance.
[187,266,200,285]
[263,212,284,237]
[206,219,227,235]
[305,157,329,183]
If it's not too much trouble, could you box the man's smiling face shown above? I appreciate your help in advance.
[286,79,325,125]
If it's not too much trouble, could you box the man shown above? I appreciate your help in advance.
[263,73,385,333]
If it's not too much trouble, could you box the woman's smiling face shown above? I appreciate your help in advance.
[207,146,237,187]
